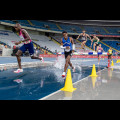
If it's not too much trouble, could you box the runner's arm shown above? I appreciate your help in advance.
[60,38,66,49]
[76,33,82,40]
[15,29,31,45]
[102,48,104,52]
[87,34,92,40]
[86,34,92,47]
[70,37,75,52]
[96,37,100,43]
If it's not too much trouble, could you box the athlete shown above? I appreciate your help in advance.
[97,44,104,65]
[91,35,100,51]
[14,23,43,73]
[60,31,75,78]
[76,30,92,50]
[108,47,113,61]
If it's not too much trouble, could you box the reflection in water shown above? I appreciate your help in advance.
[108,68,113,80]
[71,67,114,100]
[63,91,73,100]
[42,66,120,100]
[91,76,97,89]
[0,66,7,72]
[0,65,105,100]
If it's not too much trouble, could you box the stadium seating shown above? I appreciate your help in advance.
[0,29,116,54]
[0,30,21,48]
[0,20,120,36]
[30,20,61,31]
[0,20,15,24]
[104,27,120,35]
[0,20,120,55]
[103,40,120,51]
[29,33,63,53]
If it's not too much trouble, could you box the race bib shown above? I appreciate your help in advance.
[65,48,71,52]
[109,51,112,54]
[98,50,101,52]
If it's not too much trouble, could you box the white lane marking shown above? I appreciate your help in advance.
[39,68,107,100]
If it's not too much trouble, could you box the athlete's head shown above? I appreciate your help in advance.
[14,23,21,32]
[82,30,86,34]
[99,44,101,47]
[62,31,68,40]
[93,34,96,38]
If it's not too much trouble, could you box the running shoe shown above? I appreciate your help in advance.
[14,69,23,73]
[13,79,23,83]
[62,72,66,78]
[40,57,44,63]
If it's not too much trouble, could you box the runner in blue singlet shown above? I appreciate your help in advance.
[60,31,76,78]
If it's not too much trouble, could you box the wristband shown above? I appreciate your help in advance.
[72,44,75,50]
[60,46,66,49]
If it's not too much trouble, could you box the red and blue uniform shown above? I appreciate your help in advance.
[97,47,103,56]
[19,29,34,56]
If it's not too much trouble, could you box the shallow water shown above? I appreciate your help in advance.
[0,65,105,100]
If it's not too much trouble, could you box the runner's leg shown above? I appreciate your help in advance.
[64,55,71,73]
[15,50,23,69]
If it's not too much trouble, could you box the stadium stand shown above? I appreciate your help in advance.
[29,33,63,53]
[0,20,120,56]
[0,20,120,36]
[104,27,120,35]
[102,40,120,51]
[0,30,21,48]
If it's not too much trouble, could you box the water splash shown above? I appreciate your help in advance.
[75,65,82,73]
[54,55,65,69]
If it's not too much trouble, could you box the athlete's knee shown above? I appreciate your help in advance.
[15,53,20,57]
[65,58,69,63]
[68,61,72,65]
[16,50,22,57]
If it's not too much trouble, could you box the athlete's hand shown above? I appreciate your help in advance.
[66,46,70,49]
[15,41,21,45]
